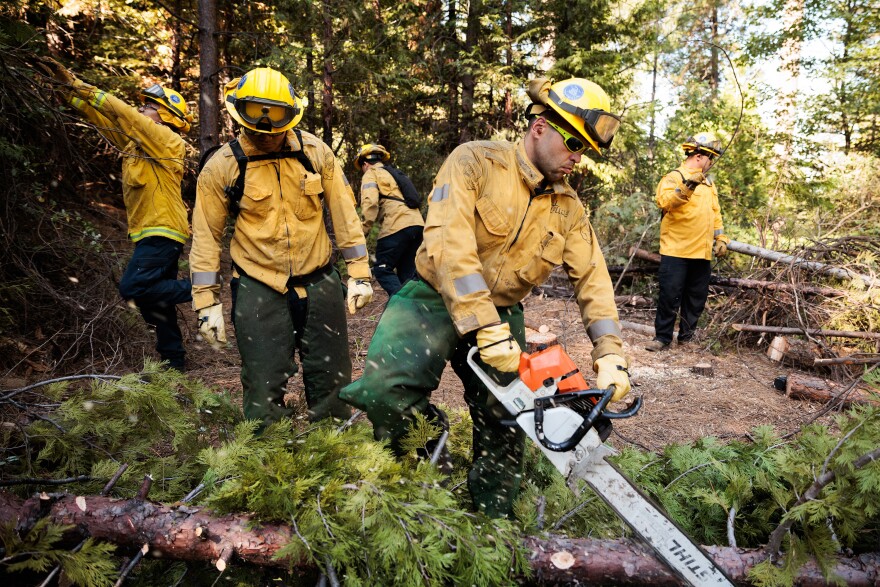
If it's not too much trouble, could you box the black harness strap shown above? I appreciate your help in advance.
[225,129,318,215]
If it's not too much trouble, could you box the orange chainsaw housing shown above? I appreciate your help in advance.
[518,345,589,393]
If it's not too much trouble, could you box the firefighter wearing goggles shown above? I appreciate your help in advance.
[354,143,425,297]
[35,57,192,372]
[646,131,729,352]
[340,77,630,518]
[191,67,372,428]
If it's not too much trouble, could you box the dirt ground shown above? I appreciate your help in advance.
[179,280,835,452]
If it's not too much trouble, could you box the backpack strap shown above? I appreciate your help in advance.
[376,164,406,204]
[223,139,250,215]
[224,130,319,216]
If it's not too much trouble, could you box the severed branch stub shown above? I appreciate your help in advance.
[215,543,235,572]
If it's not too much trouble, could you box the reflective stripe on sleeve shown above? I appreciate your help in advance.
[454,273,489,296]
[587,319,622,342]
[191,272,219,286]
[363,182,378,190]
[431,184,450,202]
[714,229,723,237]
[88,90,107,109]
[341,244,368,259]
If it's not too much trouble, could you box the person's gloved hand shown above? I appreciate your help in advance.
[594,354,631,402]
[35,57,76,86]
[476,322,523,373]
[347,278,373,314]
[197,304,227,348]
[714,234,729,258]
[677,171,705,200]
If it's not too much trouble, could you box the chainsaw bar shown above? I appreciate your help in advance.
[570,444,735,586]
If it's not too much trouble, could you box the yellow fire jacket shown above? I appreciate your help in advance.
[656,164,726,260]
[415,139,624,362]
[66,81,189,244]
[359,162,424,239]
[190,129,370,311]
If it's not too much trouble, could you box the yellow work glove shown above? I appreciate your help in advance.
[197,304,227,348]
[35,57,76,86]
[714,234,729,258]
[347,278,373,315]
[476,322,523,373]
[677,171,705,200]
[594,354,631,402]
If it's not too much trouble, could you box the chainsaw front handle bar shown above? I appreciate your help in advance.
[533,389,641,452]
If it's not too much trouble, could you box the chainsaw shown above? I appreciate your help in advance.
[466,345,734,587]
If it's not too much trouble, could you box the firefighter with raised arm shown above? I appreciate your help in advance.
[190,67,373,428]
[354,144,425,297]
[646,132,730,352]
[37,58,193,372]
[340,77,631,518]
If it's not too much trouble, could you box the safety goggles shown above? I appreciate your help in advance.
[232,96,298,129]
[140,84,186,120]
[545,119,587,153]
[580,109,621,149]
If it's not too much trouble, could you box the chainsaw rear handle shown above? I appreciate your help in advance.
[534,389,642,452]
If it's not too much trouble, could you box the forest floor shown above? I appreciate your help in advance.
[177,275,833,452]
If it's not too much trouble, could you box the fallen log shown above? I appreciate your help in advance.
[766,336,823,370]
[619,320,656,337]
[2,491,878,586]
[708,276,844,297]
[628,247,848,296]
[781,373,880,406]
[727,240,879,288]
[813,355,880,366]
[732,324,880,341]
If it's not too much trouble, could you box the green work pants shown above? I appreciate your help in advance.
[339,279,526,518]
[232,271,352,428]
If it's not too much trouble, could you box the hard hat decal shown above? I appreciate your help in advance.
[237,75,247,90]
[563,84,584,100]
[170,94,181,104]
[288,84,296,99]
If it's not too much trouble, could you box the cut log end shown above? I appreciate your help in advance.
[525,327,558,353]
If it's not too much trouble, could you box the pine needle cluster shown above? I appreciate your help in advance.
[2,362,240,502]
[198,419,530,586]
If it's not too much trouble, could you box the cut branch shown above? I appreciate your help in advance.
[726,240,879,288]
[2,492,879,585]
[732,324,880,341]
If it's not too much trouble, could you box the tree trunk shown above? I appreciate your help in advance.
[197,0,220,155]
[782,373,880,406]
[3,492,879,585]
[321,0,334,145]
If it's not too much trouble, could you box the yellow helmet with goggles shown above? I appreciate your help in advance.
[224,67,304,134]
[140,84,192,133]
[354,143,390,170]
[682,132,723,158]
[527,78,621,154]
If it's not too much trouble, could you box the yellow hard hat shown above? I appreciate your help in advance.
[140,84,192,133]
[354,143,390,170]
[224,67,304,134]
[539,78,621,154]
[682,132,724,158]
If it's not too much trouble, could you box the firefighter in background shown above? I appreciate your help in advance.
[354,144,425,297]
[340,77,632,518]
[190,67,372,427]
[38,59,193,372]
[646,132,730,352]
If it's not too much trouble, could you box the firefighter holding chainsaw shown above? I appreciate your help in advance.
[354,144,424,297]
[340,77,631,518]
[646,133,729,352]
[37,59,194,372]
[190,67,373,427]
